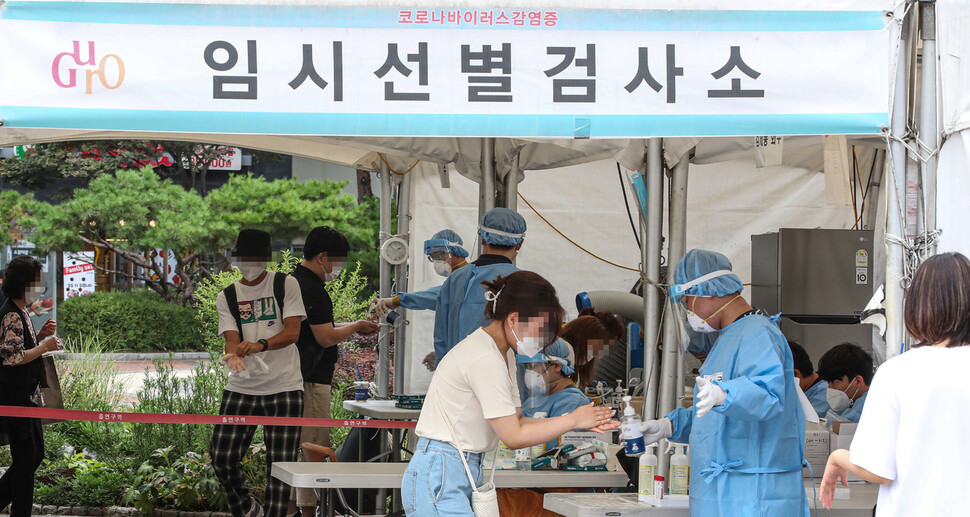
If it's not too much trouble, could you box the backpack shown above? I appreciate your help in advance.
[222,272,287,336]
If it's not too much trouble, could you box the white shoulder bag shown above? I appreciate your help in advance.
[435,395,500,517]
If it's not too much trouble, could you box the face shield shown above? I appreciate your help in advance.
[668,269,734,353]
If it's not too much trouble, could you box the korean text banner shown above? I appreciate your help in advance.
[0,2,893,138]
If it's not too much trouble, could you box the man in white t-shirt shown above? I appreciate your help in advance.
[209,229,307,517]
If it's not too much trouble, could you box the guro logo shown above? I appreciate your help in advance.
[51,41,125,94]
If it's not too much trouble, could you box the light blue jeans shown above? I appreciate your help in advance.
[402,438,483,516]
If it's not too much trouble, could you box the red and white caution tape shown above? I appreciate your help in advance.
[0,405,416,429]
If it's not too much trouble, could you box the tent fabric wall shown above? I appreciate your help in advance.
[936,131,970,254]
[401,157,856,393]
[935,0,969,254]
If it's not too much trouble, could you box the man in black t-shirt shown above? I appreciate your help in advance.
[288,226,379,517]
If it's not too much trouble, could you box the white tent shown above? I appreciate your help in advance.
[4,3,931,482]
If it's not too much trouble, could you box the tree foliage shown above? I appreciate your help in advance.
[6,167,373,305]
[0,190,38,246]
[0,140,245,193]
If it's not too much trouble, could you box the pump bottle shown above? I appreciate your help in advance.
[637,443,659,501]
[667,443,690,495]
[620,396,645,456]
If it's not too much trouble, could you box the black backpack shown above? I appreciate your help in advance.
[222,272,287,336]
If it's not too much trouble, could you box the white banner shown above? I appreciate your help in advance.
[63,251,96,299]
[0,3,893,137]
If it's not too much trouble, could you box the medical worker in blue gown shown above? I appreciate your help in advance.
[432,208,525,366]
[640,249,809,517]
[372,229,469,315]
[517,339,591,449]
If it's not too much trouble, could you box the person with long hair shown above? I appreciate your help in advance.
[821,252,970,515]
[0,256,61,517]
[561,307,624,391]
[402,271,618,516]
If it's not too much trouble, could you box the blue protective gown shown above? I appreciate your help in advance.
[432,257,518,365]
[397,285,441,311]
[523,385,591,450]
[666,315,809,517]
[804,379,830,419]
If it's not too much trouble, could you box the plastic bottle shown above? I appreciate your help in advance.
[530,412,548,463]
[653,475,665,500]
[620,396,645,456]
[515,447,531,470]
[667,443,690,495]
[637,443,659,501]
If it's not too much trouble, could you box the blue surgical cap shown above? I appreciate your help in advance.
[423,229,469,258]
[515,338,576,376]
[671,249,744,302]
[478,208,527,246]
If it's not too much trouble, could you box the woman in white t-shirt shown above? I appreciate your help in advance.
[821,252,970,516]
[403,271,619,516]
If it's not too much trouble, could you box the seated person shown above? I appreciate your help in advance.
[517,338,592,450]
[817,342,873,424]
[500,339,595,517]
[790,341,830,418]
[561,308,624,392]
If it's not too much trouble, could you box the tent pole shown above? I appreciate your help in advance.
[505,152,520,211]
[641,138,664,421]
[480,138,496,222]
[377,162,392,397]
[393,172,411,395]
[657,148,690,479]
[919,1,938,257]
[886,8,912,360]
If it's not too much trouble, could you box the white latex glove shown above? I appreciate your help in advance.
[695,376,727,418]
[640,417,673,446]
[370,297,394,319]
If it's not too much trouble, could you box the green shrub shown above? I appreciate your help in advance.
[123,444,266,514]
[35,452,129,508]
[59,289,204,352]
[48,332,133,461]
[130,353,229,465]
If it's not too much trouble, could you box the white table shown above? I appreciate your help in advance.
[341,399,422,420]
[273,462,629,489]
[543,481,879,517]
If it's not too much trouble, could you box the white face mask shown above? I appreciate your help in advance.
[25,284,46,304]
[687,310,717,333]
[524,369,548,393]
[326,265,343,282]
[826,379,858,412]
[510,322,544,357]
[236,264,266,282]
[684,294,740,334]
[433,260,452,277]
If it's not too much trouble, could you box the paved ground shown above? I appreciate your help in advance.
[111,357,201,404]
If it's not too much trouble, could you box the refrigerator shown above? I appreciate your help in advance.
[751,229,875,366]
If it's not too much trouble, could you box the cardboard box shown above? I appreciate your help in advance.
[803,422,830,478]
[830,422,863,482]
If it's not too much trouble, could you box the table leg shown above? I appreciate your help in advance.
[357,430,364,515]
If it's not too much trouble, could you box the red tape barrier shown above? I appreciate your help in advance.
[0,405,417,429]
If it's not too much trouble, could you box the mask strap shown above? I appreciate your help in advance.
[702,293,742,323]
[672,269,734,297]
[479,225,525,239]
